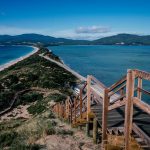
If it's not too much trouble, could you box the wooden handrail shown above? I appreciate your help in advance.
[108,75,127,92]
[138,87,150,96]
[81,81,87,90]
[90,88,103,104]
[137,77,142,99]
[69,98,73,106]
[133,97,150,115]
[90,89,104,105]
[109,83,126,97]
[110,94,125,105]
[133,123,150,146]
[74,82,87,100]
[108,98,126,111]
[91,75,106,89]
[75,95,87,112]
[52,69,150,149]
[133,69,150,81]
[110,87,138,105]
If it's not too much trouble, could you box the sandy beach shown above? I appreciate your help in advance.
[0,46,39,72]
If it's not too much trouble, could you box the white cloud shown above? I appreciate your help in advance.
[51,27,113,40]
[0,25,115,40]
[75,26,111,34]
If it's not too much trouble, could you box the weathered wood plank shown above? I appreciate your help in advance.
[108,75,126,92]
[124,69,135,150]
[139,88,150,96]
[102,88,109,146]
[133,123,150,146]
[109,84,126,97]
[108,99,126,111]
[133,97,150,115]
[137,77,142,99]
[91,75,106,89]
[87,75,91,121]
[133,69,150,80]
[80,88,83,119]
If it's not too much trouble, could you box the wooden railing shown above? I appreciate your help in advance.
[52,69,150,150]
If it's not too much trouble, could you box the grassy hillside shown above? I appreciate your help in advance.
[93,34,150,45]
[0,47,78,149]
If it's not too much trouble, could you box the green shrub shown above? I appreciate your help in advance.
[41,80,59,88]
[57,129,74,136]
[48,112,55,119]
[19,92,43,104]
[0,131,18,147]
[9,144,42,150]
[10,82,26,91]
[27,102,46,115]
[45,123,56,135]
[0,91,14,111]
[0,120,23,131]
[0,82,4,90]
[26,73,39,81]
[48,93,66,102]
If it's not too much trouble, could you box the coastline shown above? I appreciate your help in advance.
[40,49,86,81]
[0,46,39,72]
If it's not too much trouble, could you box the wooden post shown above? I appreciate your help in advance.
[60,103,63,118]
[65,99,67,119]
[57,104,59,116]
[59,103,61,117]
[70,104,72,123]
[93,118,98,144]
[59,103,62,118]
[87,75,91,117]
[80,89,83,119]
[74,98,77,123]
[120,88,124,97]
[86,75,91,136]
[124,69,135,150]
[137,77,142,100]
[66,98,69,119]
[62,103,64,118]
[102,88,109,147]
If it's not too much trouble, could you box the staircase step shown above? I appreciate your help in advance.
[135,138,144,142]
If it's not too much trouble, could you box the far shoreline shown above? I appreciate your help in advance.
[0,45,39,72]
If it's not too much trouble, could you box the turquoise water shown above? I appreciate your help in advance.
[48,45,150,86]
[0,46,34,65]
[48,45,150,104]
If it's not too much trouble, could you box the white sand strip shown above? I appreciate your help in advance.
[0,46,39,72]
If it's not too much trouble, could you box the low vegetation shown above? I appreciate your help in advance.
[0,47,78,149]
[0,47,77,111]
[27,101,46,115]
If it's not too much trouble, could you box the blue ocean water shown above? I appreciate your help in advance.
[48,45,150,86]
[0,46,34,65]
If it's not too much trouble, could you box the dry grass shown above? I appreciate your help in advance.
[16,111,55,144]
[106,135,143,150]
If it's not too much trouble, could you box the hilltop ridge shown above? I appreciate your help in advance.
[0,33,150,46]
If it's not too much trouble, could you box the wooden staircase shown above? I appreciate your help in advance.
[52,69,150,150]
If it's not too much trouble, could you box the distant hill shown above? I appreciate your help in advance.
[0,33,150,46]
[0,33,89,46]
[92,34,150,45]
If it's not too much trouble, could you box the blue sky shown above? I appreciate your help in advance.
[0,0,150,40]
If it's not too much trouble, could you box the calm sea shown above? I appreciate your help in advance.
[48,45,150,86]
[48,45,150,104]
[0,45,34,65]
